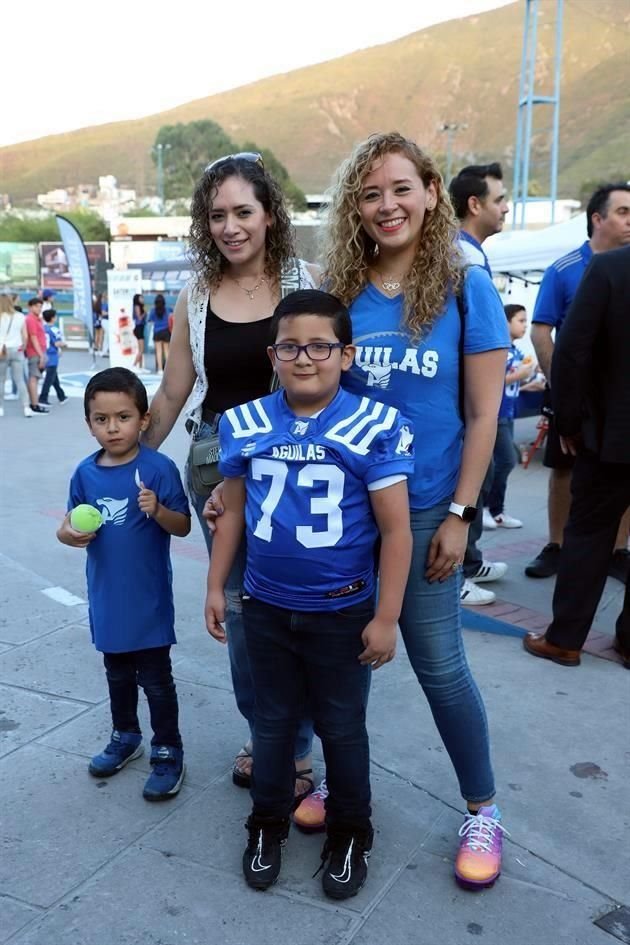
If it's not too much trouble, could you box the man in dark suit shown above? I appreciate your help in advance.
[523,244,630,668]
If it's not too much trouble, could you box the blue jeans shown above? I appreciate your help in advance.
[487,418,517,517]
[187,421,313,761]
[103,646,182,749]
[242,595,372,824]
[400,501,495,803]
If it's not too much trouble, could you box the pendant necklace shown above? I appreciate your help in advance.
[373,269,405,293]
[232,274,267,300]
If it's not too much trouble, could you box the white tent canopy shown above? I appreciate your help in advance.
[485,213,588,274]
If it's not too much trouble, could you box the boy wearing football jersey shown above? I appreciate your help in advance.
[205,290,414,899]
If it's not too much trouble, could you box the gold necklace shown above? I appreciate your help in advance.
[231,274,267,300]
[373,269,405,293]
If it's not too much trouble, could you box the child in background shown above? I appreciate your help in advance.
[206,290,414,900]
[57,368,191,800]
[485,304,534,528]
[39,310,68,406]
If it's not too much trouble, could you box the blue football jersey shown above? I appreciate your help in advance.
[219,387,415,612]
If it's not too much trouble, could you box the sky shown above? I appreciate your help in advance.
[3,0,513,148]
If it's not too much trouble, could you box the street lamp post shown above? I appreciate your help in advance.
[153,143,171,214]
[438,122,468,184]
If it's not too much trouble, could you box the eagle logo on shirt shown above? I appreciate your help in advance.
[291,420,310,437]
[96,496,128,525]
[361,363,392,389]
[395,425,414,456]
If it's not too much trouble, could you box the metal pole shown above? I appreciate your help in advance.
[550,0,564,224]
[156,144,165,214]
[446,127,454,185]
[521,0,540,229]
[513,0,531,229]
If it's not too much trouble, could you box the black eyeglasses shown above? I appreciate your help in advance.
[272,342,345,362]
[205,152,264,174]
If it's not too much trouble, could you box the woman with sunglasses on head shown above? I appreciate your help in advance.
[321,132,511,890]
[142,153,320,800]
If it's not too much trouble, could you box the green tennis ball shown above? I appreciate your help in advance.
[70,504,103,533]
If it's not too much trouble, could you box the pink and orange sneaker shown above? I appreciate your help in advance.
[292,777,328,832]
[454,804,508,889]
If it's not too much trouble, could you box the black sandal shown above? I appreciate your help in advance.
[232,747,253,788]
[293,767,315,810]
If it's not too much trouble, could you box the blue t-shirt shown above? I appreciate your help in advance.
[532,240,592,331]
[498,343,525,419]
[149,307,171,333]
[44,324,61,367]
[342,267,509,510]
[219,387,415,612]
[458,231,493,276]
[68,444,190,653]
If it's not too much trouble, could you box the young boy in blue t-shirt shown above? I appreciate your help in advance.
[39,309,67,406]
[205,290,414,900]
[57,368,191,800]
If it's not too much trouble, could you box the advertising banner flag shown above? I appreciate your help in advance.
[55,216,94,341]
[106,269,142,369]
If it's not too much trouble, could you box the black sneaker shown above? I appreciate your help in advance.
[319,821,373,900]
[30,404,50,414]
[242,814,290,890]
[609,549,630,584]
[525,542,561,578]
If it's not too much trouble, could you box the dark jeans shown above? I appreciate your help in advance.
[487,419,517,517]
[463,460,495,579]
[39,365,66,404]
[103,646,182,749]
[546,451,630,651]
[242,595,373,826]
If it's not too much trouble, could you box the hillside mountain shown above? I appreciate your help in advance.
[1,1,628,202]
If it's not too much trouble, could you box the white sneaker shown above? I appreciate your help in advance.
[0,406,4,417]
[482,508,498,530]
[461,579,496,606]
[493,513,523,529]
[23,406,33,417]
[5,393,18,400]
[470,560,508,583]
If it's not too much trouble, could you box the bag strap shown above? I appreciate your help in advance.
[456,279,467,423]
[270,259,304,392]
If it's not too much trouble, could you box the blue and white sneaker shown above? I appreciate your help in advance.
[88,730,143,777]
[143,746,185,801]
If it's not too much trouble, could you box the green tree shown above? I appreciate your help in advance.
[0,209,108,242]
[154,121,238,200]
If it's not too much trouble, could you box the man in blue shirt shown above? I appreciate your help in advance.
[525,183,630,581]
[449,163,510,606]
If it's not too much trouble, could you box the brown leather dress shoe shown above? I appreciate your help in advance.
[523,632,581,666]
[613,638,630,669]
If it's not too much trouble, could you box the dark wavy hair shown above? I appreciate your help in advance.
[188,158,295,291]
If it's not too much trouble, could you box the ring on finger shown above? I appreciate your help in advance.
[451,561,459,570]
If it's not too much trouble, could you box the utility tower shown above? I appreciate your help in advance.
[512,0,564,228]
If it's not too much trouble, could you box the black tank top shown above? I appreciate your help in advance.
[202,303,274,415]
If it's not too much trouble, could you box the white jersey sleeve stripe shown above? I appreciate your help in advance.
[224,400,273,438]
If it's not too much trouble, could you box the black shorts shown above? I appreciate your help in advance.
[154,329,171,343]
[543,421,576,470]
[133,324,145,340]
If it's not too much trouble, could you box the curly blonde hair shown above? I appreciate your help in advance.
[188,157,296,292]
[322,132,463,337]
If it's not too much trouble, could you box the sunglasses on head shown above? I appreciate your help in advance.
[204,152,264,174]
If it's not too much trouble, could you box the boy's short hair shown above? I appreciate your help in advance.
[270,290,353,346]
[84,367,149,420]
[28,297,42,308]
[43,309,57,323]
[504,303,526,322]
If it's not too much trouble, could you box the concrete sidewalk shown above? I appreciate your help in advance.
[1,351,628,945]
